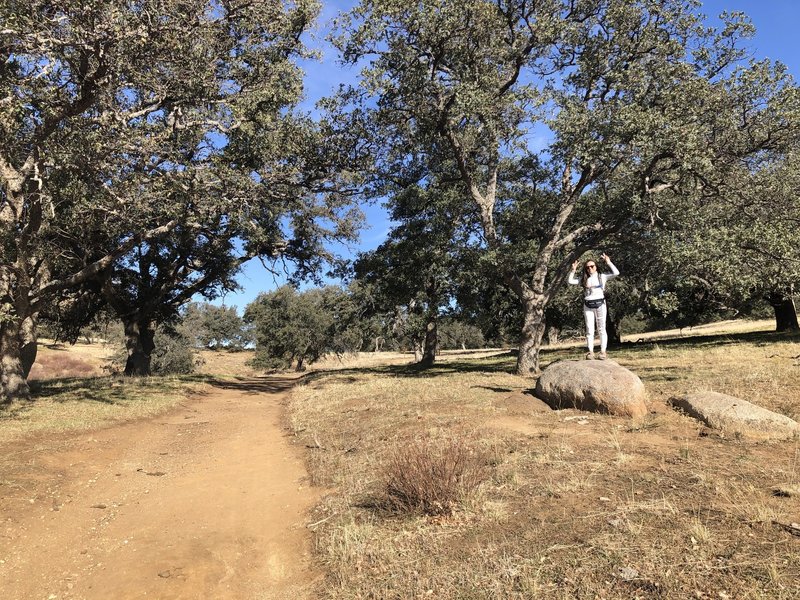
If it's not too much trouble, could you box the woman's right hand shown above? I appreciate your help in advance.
[571,260,579,271]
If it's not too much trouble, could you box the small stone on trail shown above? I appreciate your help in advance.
[136,468,166,476]
[90,504,107,509]
[618,566,639,581]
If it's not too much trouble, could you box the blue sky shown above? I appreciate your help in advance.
[215,0,800,313]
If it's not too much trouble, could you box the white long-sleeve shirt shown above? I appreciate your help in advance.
[568,261,619,301]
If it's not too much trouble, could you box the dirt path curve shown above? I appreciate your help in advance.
[0,377,323,599]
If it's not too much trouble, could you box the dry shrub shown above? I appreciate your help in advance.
[384,435,490,516]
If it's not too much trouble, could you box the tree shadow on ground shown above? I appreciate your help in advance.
[619,328,797,350]
[208,376,301,395]
[27,376,132,404]
[297,353,519,388]
[300,329,799,386]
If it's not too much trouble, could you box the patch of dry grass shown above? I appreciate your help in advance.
[0,339,222,445]
[196,348,260,378]
[0,376,208,445]
[28,339,116,380]
[290,326,800,599]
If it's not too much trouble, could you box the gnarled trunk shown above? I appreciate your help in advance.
[767,290,799,332]
[123,318,156,376]
[516,296,546,376]
[1,319,30,403]
[20,315,38,378]
[419,314,438,368]
[606,312,622,347]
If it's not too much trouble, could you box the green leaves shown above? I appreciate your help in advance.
[333,0,800,371]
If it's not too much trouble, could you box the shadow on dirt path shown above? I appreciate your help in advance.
[210,376,301,395]
[0,375,323,599]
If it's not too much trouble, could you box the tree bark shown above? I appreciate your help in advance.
[19,315,38,378]
[767,291,800,332]
[606,313,622,347]
[516,296,546,376]
[123,318,156,376]
[1,319,30,403]
[419,314,438,367]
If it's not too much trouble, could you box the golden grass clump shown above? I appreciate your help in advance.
[384,435,491,516]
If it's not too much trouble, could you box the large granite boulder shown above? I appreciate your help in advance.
[534,360,648,418]
[669,392,800,440]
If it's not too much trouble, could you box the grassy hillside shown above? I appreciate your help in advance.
[288,323,800,599]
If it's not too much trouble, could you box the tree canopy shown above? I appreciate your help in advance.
[332,0,800,374]
[0,0,363,400]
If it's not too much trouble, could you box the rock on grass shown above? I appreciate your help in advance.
[534,360,648,418]
[669,391,800,440]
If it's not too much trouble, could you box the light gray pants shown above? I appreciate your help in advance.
[584,301,608,353]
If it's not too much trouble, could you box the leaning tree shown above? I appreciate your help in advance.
[333,0,800,375]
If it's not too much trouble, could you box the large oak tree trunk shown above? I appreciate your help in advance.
[0,319,30,403]
[768,291,800,332]
[19,315,38,378]
[606,312,622,347]
[516,296,546,376]
[419,314,438,367]
[123,318,156,376]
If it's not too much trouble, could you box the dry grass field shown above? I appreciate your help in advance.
[0,340,209,445]
[288,321,800,599]
[0,344,263,445]
[4,320,799,598]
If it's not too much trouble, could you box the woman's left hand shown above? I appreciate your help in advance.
[601,253,611,263]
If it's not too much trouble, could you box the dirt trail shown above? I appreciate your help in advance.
[0,377,323,599]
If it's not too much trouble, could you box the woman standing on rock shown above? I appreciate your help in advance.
[568,253,619,360]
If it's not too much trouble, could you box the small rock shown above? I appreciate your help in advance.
[90,504,107,510]
[618,566,639,581]
[669,392,800,440]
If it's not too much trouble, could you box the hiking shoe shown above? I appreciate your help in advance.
[585,352,595,360]
[599,352,607,360]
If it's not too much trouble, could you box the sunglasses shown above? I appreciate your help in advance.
[586,264,596,269]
